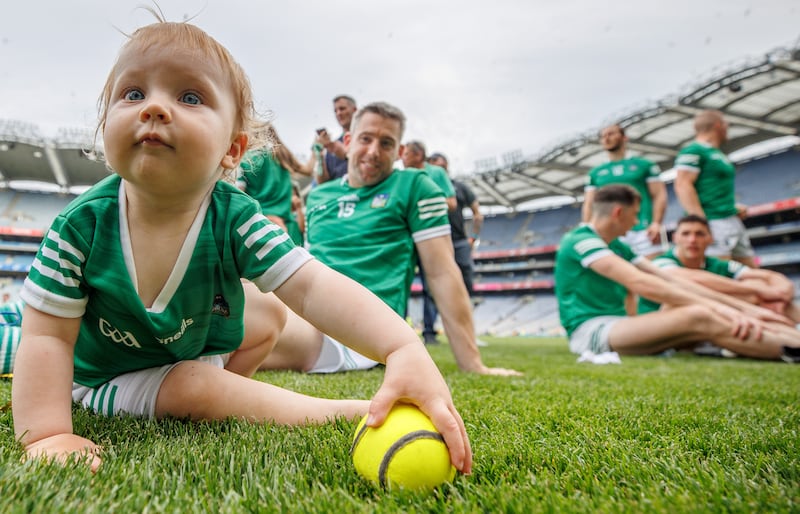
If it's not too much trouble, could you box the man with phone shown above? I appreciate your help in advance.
[315,95,357,183]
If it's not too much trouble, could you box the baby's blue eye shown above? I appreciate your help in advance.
[124,89,144,101]
[181,92,202,105]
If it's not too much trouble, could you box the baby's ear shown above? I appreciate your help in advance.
[221,132,248,169]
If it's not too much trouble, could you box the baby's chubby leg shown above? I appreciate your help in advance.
[225,283,287,377]
[155,358,369,424]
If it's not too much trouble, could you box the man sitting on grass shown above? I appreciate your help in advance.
[554,184,800,361]
[638,214,799,323]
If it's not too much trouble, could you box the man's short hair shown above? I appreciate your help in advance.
[333,95,356,106]
[694,110,724,133]
[351,102,406,139]
[601,124,625,137]
[676,214,711,230]
[428,152,447,164]
[405,141,426,158]
[593,184,641,214]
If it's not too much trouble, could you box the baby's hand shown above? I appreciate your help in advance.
[24,433,102,473]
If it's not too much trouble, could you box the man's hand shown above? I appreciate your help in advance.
[646,221,662,244]
[475,366,523,376]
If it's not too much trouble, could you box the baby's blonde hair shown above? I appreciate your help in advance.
[95,8,268,153]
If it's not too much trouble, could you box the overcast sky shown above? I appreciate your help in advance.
[1,1,798,176]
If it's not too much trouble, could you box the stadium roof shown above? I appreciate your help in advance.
[461,42,800,210]
[2,42,799,206]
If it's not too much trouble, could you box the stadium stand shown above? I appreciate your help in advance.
[2,39,799,335]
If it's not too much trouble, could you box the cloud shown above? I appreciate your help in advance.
[1,0,798,175]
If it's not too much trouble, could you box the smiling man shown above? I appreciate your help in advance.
[262,102,520,375]
[555,184,800,361]
[638,214,798,322]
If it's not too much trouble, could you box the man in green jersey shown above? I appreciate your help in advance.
[263,102,520,376]
[582,124,667,259]
[555,184,799,361]
[402,142,457,344]
[402,140,457,211]
[674,110,756,266]
[639,215,798,321]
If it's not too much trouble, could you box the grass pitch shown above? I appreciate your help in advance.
[1,337,798,513]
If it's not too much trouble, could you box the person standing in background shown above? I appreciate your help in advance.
[673,110,757,266]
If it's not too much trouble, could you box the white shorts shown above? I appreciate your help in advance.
[71,354,229,418]
[619,228,665,257]
[308,336,380,373]
[707,216,755,258]
[568,316,625,355]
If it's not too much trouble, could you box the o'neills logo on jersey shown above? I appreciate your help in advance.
[99,318,142,349]
[157,318,195,345]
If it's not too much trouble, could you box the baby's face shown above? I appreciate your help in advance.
[102,43,244,196]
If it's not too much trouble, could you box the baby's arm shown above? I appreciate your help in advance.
[11,306,101,472]
[274,260,472,473]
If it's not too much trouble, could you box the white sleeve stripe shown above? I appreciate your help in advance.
[243,223,282,249]
[419,208,449,219]
[580,248,613,268]
[255,232,291,260]
[674,165,700,173]
[237,213,265,236]
[419,203,447,213]
[418,198,446,207]
[413,225,451,242]
[31,258,80,288]
[47,229,85,261]
[41,246,83,277]
[252,249,313,292]
[20,278,87,318]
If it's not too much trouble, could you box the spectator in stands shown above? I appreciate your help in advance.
[262,102,520,375]
[12,18,472,474]
[639,214,799,322]
[314,95,357,184]
[419,152,485,346]
[555,184,800,361]
[582,123,667,259]
[237,123,310,244]
[674,110,757,266]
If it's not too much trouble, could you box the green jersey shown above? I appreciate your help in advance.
[1,299,23,374]
[586,157,662,230]
[555,225,639,336]
[21,175,311,387]
[674,141,737,220]
[638,247,747,314]
[305,170,450,315]
[406,163,455,199]
[238,150,293,222]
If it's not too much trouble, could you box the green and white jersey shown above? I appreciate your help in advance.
[406,163,455,199]
[555,225,640,336]
[1,299,23,374]
[638,247,747,314]
[21,175,311,387]
[585,156,662,230]
[305,170,450,316]
[674,141,737,220]
[237,150,293,222]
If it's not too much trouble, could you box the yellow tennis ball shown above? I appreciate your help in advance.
[351,403,456,491]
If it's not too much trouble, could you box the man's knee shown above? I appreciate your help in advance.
[674,304,721,334]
